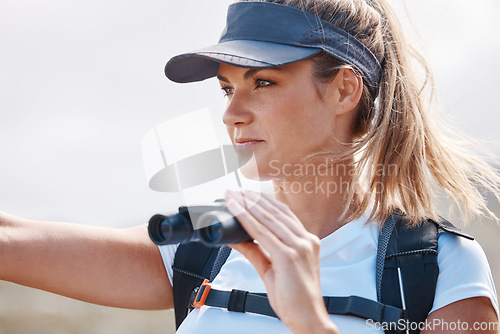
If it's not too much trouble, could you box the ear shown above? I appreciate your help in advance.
[329,68,364,116]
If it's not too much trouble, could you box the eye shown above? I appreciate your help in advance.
[220,86,234,97]
[255,78,274,89]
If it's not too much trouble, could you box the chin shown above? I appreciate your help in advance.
[239,163,270,181]
[237,156,278,181]
[234,149,277,181]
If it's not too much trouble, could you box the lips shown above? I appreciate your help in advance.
[235,137,263,143]
[234,138,265,148]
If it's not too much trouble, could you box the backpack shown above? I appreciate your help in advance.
[171,211,473,333]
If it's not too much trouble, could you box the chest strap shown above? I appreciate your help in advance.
[191,279,403,324]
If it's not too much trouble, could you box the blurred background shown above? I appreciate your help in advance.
[0,0,499,333]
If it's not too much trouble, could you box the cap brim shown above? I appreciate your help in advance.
[165,40,321,83]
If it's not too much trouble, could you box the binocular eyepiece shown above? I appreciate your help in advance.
[148,204,252,247]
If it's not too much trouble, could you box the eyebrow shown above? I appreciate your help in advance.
[216,67,282,83]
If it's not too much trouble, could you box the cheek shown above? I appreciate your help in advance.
[274,91,333,142]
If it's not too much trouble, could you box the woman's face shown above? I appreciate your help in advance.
[218,59,350,181]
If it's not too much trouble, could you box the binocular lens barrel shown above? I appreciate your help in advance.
[148,207,252,247]
[197,211,252,245]
[148,213,196,245]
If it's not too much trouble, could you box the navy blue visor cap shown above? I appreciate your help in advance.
[165,2,382,94]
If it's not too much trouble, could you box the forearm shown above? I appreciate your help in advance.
[0,211,172,310]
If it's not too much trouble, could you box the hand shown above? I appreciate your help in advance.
[224,190,339,334]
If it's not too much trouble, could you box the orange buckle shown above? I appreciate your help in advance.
[192,279,211,309]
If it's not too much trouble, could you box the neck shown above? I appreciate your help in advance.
[272,161,359,239]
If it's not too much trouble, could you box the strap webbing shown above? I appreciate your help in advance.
[376,213,397,302]
[196,288,403,323]
[324,296,402,323]
[209,245,232,282]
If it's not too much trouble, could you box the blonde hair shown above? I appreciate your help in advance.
[236,0,500,226]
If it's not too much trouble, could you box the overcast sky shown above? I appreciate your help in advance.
[0,0,499,227]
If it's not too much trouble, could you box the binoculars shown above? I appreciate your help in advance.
[148,204,252,247]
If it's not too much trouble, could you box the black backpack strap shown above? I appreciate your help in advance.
[379,214,474,334]
[379,215,439,334]
[434,218,474,240]
[172,243,232,329]
[190,284,403,323]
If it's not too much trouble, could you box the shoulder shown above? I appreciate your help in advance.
[431,229,499,316]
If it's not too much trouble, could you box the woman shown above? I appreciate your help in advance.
[159,0,499,332]
[0,0,498,333]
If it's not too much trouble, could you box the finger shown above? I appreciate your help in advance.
[236,192,321,258]
[224,190,254,210]
[228,193,297,245]
[228,242,271,279]
[238,190,308,236]
[226,198,289,255]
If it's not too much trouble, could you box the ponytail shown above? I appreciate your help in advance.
[353,0,500,225]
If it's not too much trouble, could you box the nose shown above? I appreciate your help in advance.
[222,93,253,127]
